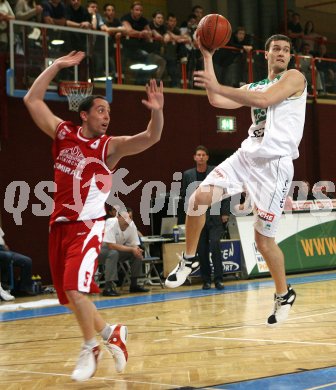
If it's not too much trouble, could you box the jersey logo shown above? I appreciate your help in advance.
[90,139,100,149]
[252,108,267,125]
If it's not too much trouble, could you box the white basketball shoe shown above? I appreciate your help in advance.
[165,253,200,288]
[104,324,128,373]
[267,284,296,327]
[71,344,101,381]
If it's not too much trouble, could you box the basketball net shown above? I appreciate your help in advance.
[59,81,93,112]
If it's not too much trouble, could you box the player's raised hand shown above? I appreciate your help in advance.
[142,79,164,111]
[196,36,215,58]
[54,51,86,69]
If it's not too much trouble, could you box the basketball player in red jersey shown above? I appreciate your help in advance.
[24,51,164,381]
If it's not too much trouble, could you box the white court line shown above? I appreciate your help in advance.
[186,335,336,347]
[0,367,180,388]
[187,308,336,337]
[308,382,336,389]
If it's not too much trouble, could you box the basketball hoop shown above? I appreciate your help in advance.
[59,81,93,112]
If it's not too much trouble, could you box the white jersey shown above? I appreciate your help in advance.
[241,73,307,159]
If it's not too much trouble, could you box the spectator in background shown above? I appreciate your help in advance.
[0,279,15,301]
[42,0,65,26]
[15,0,42,22]
[178,146,225,290]
[148,10,167,81]
[303,20,326,55]
[298,43,323,94]
[180,13,202,87]
[287,12,303,53]
[180,4,204,28]
[97,3,126,78]
[214,26,253,87]
[316,44,336,94]
[164,13,190,87]
[99,209,149,296]
[65,0,91,32]
[0,226,35,297]
[0,0,15,51]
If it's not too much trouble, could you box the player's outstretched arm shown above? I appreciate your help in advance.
[105,79,164,170]
[195,68,305,109]
[195,37,244,109]
[24,51,85,139]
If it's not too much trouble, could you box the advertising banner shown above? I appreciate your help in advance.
[236,211,336,277]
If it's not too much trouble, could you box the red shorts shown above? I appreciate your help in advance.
[49,219,104,305]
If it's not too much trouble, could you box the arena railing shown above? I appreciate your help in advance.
[7,20,336,100]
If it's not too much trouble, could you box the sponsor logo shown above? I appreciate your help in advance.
[253,242,269,272]
[301,237,336,257]
[256,208,275,222]
[90,139,100,149]
[279,179,289,209]
[222,261,239,272]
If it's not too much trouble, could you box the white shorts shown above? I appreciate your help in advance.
[201,149,294,237]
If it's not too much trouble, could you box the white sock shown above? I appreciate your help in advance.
[84,337,98,349]
[100,324,111,340]
[183,253,196,259]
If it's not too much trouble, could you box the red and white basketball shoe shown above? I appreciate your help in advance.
[71,344,101,381]
[104,324,128,373]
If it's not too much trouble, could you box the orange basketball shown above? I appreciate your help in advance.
[197,14,232,51]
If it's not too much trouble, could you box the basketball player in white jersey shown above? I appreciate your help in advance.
[24,51,164,381]
[166,35,306,327]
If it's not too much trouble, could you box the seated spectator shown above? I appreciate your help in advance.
[0,0,15,52]
[15,0,43,53]
[148,10,167,81]
[164,13,190,87]
[180,13,202,87]
[0,279,15,301]
[287,12,303,53]
[303,20,326,55]
[316,44,336,94]
[65,0,91,52]
[0,226,35,296]
[298,43,323,94]
[15,0,42,22]
[120,1,152,84]
[99,209,149,296]
[96,3,126,78]
[42,0,65,26]
[105,203,118,219]
[180,4,204,28]
[214,26,253,87]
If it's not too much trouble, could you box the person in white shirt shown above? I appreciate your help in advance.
[99,209,149,296]
[166,34,307,328]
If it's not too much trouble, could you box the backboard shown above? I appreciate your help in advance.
[7,20,112,103]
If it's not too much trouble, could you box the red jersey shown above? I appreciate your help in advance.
[50,121,112,225]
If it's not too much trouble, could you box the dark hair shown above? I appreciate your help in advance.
[131,1,142,9]
[103,3,115,11]
[167,13,176,20]
[152,10,163,18]
[304,20,314,35]
[195,145,209,156]
[191,5,203,12]
[78,95,107,116]
[87,0,98,6]
[265,34,292,51]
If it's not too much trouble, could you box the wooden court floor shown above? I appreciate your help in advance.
[1,272,336,389]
